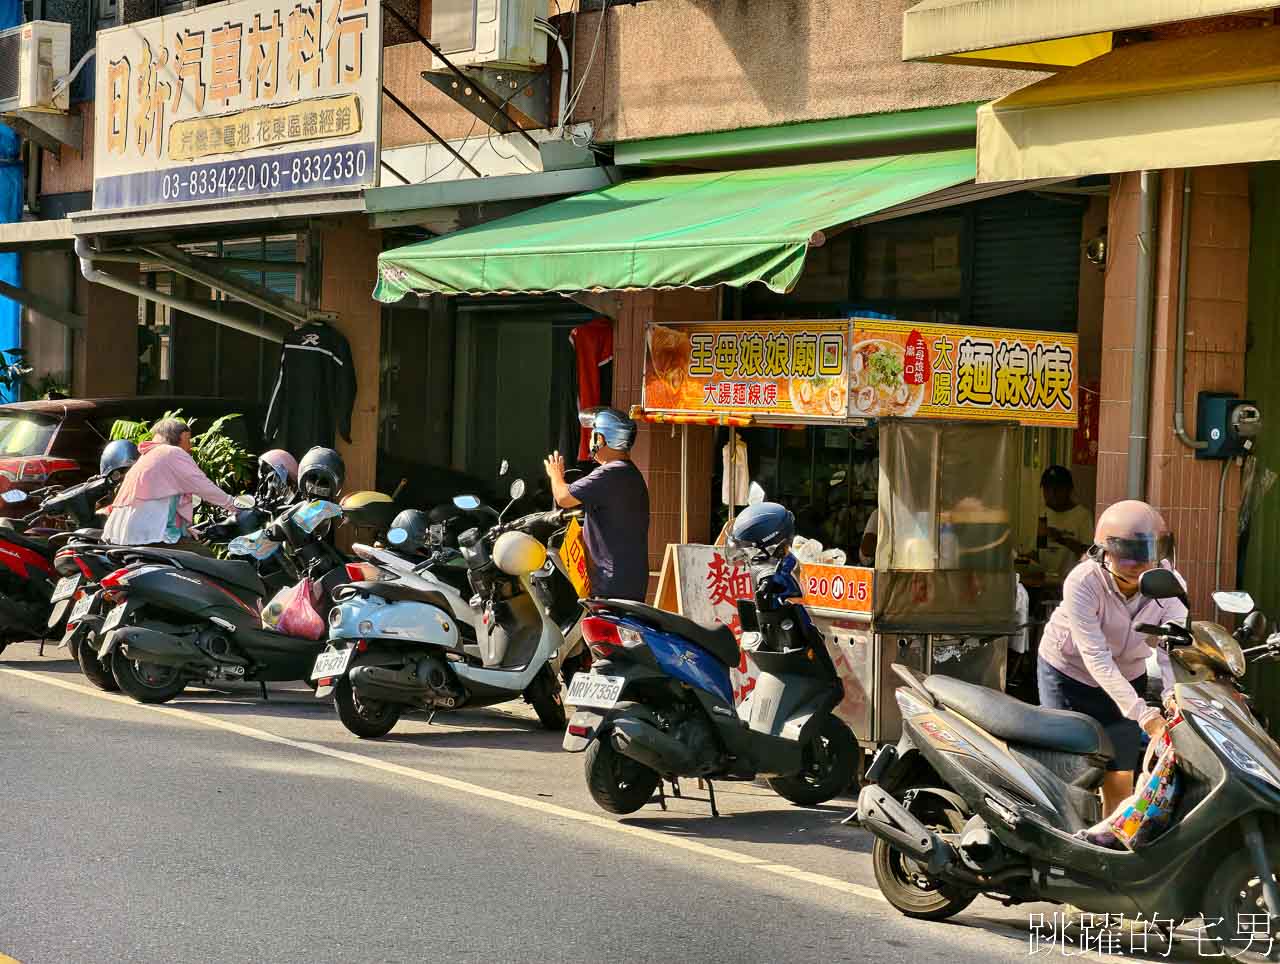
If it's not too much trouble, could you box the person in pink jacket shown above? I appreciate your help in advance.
[102,418,236,549]
[1037,500,1183,813]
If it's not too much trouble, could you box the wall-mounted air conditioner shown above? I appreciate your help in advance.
[0,21,71,115]
[430,0,547,71]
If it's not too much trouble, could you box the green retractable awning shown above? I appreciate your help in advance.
[373,149,978,302]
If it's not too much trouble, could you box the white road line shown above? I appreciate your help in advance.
[0,666,881,900]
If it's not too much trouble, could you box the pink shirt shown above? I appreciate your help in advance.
[110,441,235,529]
[1039,560,1183,724]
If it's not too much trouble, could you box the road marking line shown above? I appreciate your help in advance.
[0,667,878,894]
[0,953,22,964]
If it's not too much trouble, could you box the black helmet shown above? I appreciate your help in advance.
[298,446,345,500]
[578,406,638,456]
[99,440,140,482]
[386,508,430,553]
[727,502,795,562]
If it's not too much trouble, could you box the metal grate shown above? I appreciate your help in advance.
[0,32,20,104]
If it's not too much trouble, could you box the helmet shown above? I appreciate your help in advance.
[1094,500,1174,569]
[258,449,298,502]
[727,502,796,562]
[578,406,637,456]
[386,508,430,553]
[99,440,140,482]
[493,530,547,576]
[297,446,345,500]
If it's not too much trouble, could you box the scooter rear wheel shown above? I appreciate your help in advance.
[767,715,859,806]
[333,676,401,739]
[585,737,660,814]
[111,652,186,704]
[1203,839,1280,961]
[77,632,119,692]
[871,790,977,921]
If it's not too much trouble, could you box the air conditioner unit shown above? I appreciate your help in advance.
[0,21,71,115]
[431,0,547,71]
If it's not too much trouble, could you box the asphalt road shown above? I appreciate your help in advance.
[0,643,1203,964]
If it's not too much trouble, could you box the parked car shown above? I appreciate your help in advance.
[0,396,264,518]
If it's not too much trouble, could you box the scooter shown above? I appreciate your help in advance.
[313,480,580,738]
[854,567,1280,958]
[94,498,350,704]
[0,475,117,651]
[562,510,859,816]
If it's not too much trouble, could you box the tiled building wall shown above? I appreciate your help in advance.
[1097,168,1250,615]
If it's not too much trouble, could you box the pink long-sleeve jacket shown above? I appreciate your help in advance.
[1038,560,1183,727]
[110,440,236,529]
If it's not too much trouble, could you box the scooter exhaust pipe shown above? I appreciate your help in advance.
[610,716,698,776]
[856,786,955,876]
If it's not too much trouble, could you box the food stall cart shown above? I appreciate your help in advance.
[639,317,1079,753]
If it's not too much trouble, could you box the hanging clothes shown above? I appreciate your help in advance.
[264,322,356,456]
[721,438,749,507]
[570,317,613,461]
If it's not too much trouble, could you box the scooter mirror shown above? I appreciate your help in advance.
[499,459,509,478]
[1139,567,1185,603]
[1,488,28,504]
[233,494,257,510]
[509,478,526,502]
[1214,590,1255,614]
[747,481,766,505]
[453,494,482,511]
[1243,610,1268,642]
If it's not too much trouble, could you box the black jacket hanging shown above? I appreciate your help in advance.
[264,322,356,456]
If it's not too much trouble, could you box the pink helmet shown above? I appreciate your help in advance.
[1094,500,1174,566]
[259,449,299,487]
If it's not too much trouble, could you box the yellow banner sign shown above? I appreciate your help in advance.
[562,518,591,599]
[168,93,362,161]
[643,321,850,419]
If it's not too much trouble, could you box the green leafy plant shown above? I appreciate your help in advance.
[21,371,71,400]
[110,409,255,497]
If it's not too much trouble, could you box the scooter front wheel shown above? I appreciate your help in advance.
[333,677,401,739]
[767,715,859,806]
[871,790,977,921]
[1202,838,1280,961]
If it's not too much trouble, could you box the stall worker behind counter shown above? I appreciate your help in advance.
[544,407,650,602]
[1038,465,1094,584]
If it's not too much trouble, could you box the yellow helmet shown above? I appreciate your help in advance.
[493,531,547,576]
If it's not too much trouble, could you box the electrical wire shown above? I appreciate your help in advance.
[564,0,610,124]
[419,82,529,183]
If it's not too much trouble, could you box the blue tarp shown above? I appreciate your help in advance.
[0,0,22,403]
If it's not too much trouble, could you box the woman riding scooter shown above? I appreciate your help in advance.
[1037,500,1184,813]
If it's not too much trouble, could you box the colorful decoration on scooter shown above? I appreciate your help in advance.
[293,500,343,534]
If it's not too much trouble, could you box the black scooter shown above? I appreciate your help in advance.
[95,499,350,704]
[855,567,1280,959]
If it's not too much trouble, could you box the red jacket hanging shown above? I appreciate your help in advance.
[571,317,614,461]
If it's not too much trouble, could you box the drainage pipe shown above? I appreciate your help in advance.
[75,237,286,344]
[1173,171,1208,452]
[1127,171,1160,500]
[535,19,570,133]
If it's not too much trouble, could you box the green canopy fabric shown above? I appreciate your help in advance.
[373,149,977,302]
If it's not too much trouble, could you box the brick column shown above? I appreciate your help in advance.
[1096,168,1250,614]
[317,214,382,493]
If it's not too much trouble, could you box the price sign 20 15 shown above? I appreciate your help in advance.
[801,564,873,614]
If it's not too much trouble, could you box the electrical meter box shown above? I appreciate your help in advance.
[1196,391,1262,459]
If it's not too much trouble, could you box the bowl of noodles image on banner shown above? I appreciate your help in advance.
[789,373,850,418]
[848,338,925,418]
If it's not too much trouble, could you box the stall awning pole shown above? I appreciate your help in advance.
[728,425,739,525]
[680,423,689,544]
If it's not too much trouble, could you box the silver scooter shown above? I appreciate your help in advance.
[312,481,583,738]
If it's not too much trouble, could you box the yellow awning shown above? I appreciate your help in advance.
[902,0,1270,69]
[976,29,1280,182]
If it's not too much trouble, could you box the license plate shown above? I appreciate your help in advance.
[566,673,625,710]
[69,592,96,623]
[50,575,80,603]
[310,646,353,681]
[101,603,126,633]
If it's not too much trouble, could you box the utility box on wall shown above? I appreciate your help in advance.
[1196,391,1262,459]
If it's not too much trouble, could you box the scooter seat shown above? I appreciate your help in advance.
[923,675,1114,760]
[590,597,741,667]
[119,547,265,595]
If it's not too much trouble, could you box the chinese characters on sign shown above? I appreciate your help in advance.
[643,320,1078,428]
[93,0,379,211]
[1028,911,1276,958]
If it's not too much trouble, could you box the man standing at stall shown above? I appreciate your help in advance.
[1039,465,1094,584]
[544,407,650,601]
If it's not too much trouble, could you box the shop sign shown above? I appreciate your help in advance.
[849,319,1078,428]
[92,0,381,211]
[562,518,591,598]
[643,321,850,419]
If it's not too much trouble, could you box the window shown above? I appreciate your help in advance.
[0,414,58,457]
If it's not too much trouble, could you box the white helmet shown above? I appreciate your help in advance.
[493,531,547,576]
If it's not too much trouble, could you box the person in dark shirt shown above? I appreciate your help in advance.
[544,407,650,600]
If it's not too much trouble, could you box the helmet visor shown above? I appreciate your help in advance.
[1103,533,1173,565]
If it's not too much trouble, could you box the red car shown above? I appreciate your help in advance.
[0,396,265,517]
